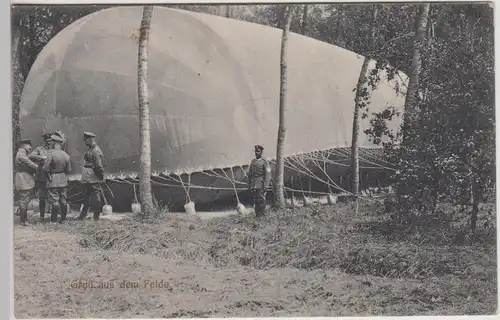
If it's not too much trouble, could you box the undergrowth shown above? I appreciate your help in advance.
[75,200,496,284]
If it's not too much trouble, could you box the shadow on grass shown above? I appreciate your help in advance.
[353,213,496,247]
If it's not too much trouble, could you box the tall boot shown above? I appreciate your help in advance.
[19,208,28,226]
[50,205,60,223]
[59,202,67,223]
[255,190,265,217]
[93,195,102,221]
[39,199,46,221]
[254,201,263,217]
[259,204,266,216]
[78,202,90,220]
[255,206,263,217]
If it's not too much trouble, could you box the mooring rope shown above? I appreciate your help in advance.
[222,167,241,204]
[103,181,115,198]
[77,148,390,206]
[133,183,138,204]
[100,188,108,206]
[178,174,192,204]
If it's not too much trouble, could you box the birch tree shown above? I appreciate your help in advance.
[300,4,308,35]
[351,5,378,215]
[404,3,430,127]
[274,5,294,208]
[137,5,155,216]
[12,15,24,158]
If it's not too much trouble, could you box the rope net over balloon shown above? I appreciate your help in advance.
[64,147,396,212]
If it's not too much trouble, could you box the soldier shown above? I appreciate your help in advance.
[29,133,53,221]
[43,135,71,224]
[248,145,272,217]
[77,132,105,221]
[14,139,38,226]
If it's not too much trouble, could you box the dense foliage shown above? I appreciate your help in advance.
[364,4,495,230]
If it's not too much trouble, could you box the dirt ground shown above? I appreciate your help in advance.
[14,202,498,318]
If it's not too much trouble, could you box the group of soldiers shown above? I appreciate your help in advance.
[14,131,105,226]
[15,132,273,225]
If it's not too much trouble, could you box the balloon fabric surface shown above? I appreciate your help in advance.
[20,6,406,178]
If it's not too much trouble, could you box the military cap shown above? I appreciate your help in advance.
[42,133,52,140]
[18,139,31,145]
[50,134,64,143]
[254,145,264,152]
[83,132,96,138]
[53,130,64,138]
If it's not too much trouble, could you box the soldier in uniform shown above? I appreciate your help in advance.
[43,135,71,223]
[29,133,53,221]
[78,132,105,221]
[14,139,38,226]
[248,145,272,217]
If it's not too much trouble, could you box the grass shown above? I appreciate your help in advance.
[14,200,497,318]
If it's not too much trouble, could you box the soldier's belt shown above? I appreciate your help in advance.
[83,164,94,168]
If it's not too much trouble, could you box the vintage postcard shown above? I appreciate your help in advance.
[11,1,497,318]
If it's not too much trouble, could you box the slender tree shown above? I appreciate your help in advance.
[300,4,308,35]
[334,5,344,46]
[275,4,287,29]
[351,5,378,215]
[394,3,429,212]
[12,16,24,159]
[274,5,294,209]
[137,5,155,216]
[403,3,430,127]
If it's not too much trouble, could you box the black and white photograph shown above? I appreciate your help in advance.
[11,1,497,318]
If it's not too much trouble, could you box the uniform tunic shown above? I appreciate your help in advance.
[79,143,105,219]
[15,148,38,223]
[43,148,71,221]
[248,158,271,190]
[81,144,104,184]
[29,145,52,182]
[15,148,38,191]
[43,149,71,189]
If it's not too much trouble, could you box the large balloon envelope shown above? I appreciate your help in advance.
[20,6,406,211]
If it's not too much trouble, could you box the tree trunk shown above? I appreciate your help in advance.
[276,5,287,29]
[466,7,476,52]
[403,3,430,128]
[431,187,439,215]
[12,19,24,193]
[301,4,308,35]
[351,5,378,215]
[471,182,480,233]
[225,5,231,18]
[274,5,294,209]
[351,57,369,207]
[137,5,155,216]
[396,4,429,208]
[12,22,24,158]
[21,10,34,81]
[334,6,344,45]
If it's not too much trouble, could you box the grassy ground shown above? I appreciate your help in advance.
[14,200,497,318]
